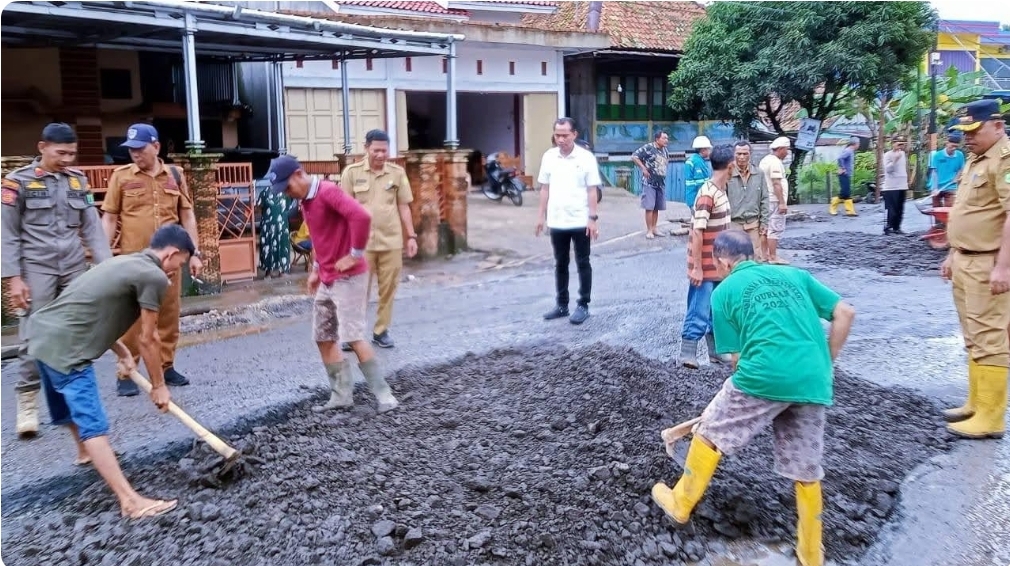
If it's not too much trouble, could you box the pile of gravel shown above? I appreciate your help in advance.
[781,231,947,276]
[179,295,311,335]
[2,344,954,566]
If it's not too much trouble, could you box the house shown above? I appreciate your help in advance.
[934,20,1010,98]
[520,1,734,158]
[234,0,609,183]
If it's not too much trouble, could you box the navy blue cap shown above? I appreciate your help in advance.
[121,123,159,148]
[947,131,963,143]
[950,99,1003,132]
[265,155,302,194]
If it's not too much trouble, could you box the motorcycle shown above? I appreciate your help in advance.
[482,152,526,206]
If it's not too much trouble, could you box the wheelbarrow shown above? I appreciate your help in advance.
[913,195,950,250]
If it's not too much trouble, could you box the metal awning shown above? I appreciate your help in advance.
[1,1,464,61]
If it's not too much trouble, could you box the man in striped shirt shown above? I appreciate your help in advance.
[681,144,735,369]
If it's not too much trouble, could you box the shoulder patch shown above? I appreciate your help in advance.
[2,188,17,205]
[1001,145,1010,158]
[2,178,20,191]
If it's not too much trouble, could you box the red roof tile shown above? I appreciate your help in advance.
[335,1,469,16]
[521,1,706,52]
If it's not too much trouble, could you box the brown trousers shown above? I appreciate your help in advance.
[366,249,403,336]
[121,269,182,370]
[952,250,1010,367]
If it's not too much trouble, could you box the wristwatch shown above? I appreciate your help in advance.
[350,248,365,259]
[407,234,418,240]
[589,215,599,221]
[193,249,203,259]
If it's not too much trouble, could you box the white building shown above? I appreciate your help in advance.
[238,0,608,181]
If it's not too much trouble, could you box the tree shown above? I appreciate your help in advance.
[668,1,936,203]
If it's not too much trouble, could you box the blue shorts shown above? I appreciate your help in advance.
[36,361,109,442]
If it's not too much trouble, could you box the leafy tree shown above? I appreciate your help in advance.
[668,1,936,203]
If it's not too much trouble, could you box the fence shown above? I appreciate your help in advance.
[78,162,258,282]
[599,158,688,203]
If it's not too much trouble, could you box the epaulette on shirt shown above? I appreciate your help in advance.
[1000,145,1010,159]
[113,164,133,172]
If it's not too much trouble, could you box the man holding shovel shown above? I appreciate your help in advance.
[652,230,856,566]
[25,224,194,519]
[264,155,399,414]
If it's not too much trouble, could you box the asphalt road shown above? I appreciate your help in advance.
[2,200,1006,566]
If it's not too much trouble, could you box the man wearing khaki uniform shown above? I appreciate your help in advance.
[340,129,418,350]
[101,124,203,396]
[941,99,1010,440]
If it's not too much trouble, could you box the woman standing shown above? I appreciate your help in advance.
[257,186,293,278]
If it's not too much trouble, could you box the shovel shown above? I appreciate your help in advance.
[128,370,245,482]
[660,416,702,468]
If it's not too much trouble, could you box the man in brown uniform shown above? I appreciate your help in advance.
[2,123,112,438]
[941,99,1009,440]
[339,129,418,350]
[100,124,203,396]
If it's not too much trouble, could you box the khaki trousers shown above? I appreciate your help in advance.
[951,250,1010,367]
[121,269,182,370]
[366,249,403,336]
[730,220,762,254]
[15,269,86,393]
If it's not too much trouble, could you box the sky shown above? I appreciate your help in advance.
[929,0,1010,25]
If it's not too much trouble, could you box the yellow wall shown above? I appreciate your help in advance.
[522,93,558,184]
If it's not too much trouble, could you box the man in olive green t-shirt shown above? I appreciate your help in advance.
[651,230,855,566]
[26,224,194,520]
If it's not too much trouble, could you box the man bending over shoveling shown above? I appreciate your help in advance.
[650,230,855,566]
[264,155,399,414]
[26,223,194,519]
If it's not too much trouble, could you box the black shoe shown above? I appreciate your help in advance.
[893,228,905,235]
[341,342,353,352]
[543,305,570,320]
[372,331,395,349]
[883,227,893,235]
[569,305,590,325]
[163,367,190,387]
[117,378,140,397]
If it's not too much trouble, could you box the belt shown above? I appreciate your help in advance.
[954,248,999,255]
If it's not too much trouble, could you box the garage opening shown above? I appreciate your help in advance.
[405,91,521,157]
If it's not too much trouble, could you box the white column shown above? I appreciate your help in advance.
[444,41,459,149]
[385,84,397,157]
[556,50,566,119]
[181,13,204,151]
[341,56,352,155]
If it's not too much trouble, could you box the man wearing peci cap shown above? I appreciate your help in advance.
[1,123,113,439]
[101,124,203,396]
[265,154,400,414]
[881,135,910,235]
[940,99,1010,440]
[684,136,713,211]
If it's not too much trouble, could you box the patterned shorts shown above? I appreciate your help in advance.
[696,378,826,482]
[312,273,368,344]
[767,204,786,240]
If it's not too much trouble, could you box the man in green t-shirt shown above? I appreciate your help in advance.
[651,230,855,566]
[26,224,194,520]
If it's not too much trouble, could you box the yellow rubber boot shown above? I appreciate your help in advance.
[943,359,979,422]
[946,365,1007,439]
[828,197,840,216]
[795,481,824,566]
[843,199,858,216]
[650,435,721,524]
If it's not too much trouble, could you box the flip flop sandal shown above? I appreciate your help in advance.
[123,499,178,520]
[646,233,655,240]
[74,457,92,467]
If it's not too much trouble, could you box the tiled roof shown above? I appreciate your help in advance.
[475,0,558,5]
[520,1,706,52]
[334,1,469,16]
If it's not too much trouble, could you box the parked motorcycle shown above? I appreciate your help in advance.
[482,152,526,206]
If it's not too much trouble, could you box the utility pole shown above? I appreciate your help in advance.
[928,19,939,153]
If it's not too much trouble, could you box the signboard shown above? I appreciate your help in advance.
[795,118,822,151]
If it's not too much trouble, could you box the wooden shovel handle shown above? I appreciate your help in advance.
[128,370,238,460]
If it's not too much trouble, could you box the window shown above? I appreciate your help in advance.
[99,69,133,100]
[595,74,675,121]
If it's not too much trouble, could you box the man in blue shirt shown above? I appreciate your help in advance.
[930,131,965,208]
[830,137,859,216]
[684,136,712,211]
